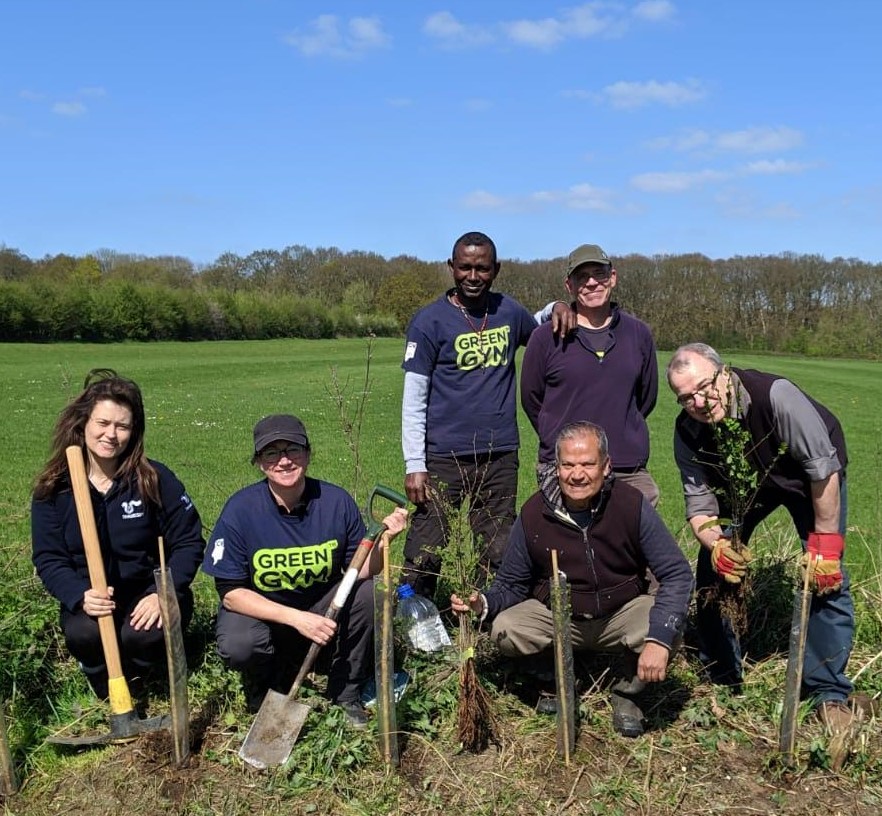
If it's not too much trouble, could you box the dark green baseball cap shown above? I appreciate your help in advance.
[566,243,612,276]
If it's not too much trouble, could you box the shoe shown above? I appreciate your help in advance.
[611,692,644,738]
[338,701,370,729]
[80,664,109,700]
[536,693,558,715]
[242,674,271,714]
[817,700,859,735]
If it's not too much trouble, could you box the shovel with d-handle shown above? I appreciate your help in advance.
[155,537,189,766]
[550,549,576,764]
[48,446,170,746]
[239,484,407,770]
[779,555,815,763]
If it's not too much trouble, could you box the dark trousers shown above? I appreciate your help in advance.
[402,449,518,598]
[215,577,374,704]
[61,589,194,697]
[696,480,854,703]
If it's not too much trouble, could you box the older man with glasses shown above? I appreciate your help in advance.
[202,414,408,726]
[666,343,857,735]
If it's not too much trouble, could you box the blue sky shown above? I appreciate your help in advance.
[2,1,880,266]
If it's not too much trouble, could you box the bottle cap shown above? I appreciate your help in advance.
[397,583,415,599]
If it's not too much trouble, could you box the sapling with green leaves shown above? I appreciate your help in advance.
[697,374,786,633]
[435,489,498,752]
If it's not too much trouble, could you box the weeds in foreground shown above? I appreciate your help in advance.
[327,336,375,504]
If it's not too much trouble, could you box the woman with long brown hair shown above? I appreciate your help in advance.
[31,369,205,699]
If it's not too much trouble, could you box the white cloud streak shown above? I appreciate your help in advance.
[632,1,676,22]
[283,15,390,58]
[423,11,494,47]
[52,101,87,117]
[463,182,618,213]
[600,79,706,109]
[426,2,672,50]
[716,126,804,153]
[632,158,810,192]
[648,126,805,154]
[632,168,730,192]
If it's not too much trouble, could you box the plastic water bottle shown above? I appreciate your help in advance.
[396,584,451,652]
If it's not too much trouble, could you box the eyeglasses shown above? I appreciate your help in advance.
[258,445,308,464]
[571,267,613,287]
[676,369,723,408]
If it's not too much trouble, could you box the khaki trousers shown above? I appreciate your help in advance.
[490,595,654,658]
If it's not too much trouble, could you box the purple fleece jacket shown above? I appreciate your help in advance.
[521,305,657,468]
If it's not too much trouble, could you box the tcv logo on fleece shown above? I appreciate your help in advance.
[121,499,145,519]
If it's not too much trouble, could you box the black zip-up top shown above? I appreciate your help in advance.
[32,459,205,613]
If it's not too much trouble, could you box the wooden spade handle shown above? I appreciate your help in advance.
[65,446,129,699]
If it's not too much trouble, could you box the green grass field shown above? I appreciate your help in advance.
[2,339,881,814]
[2,339,880,579]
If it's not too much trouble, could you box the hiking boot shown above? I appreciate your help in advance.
[611,692,644,738]
[338,701,369,729]
[817,700,860,735]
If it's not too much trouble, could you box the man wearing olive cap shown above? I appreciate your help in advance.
[521,243,660,506]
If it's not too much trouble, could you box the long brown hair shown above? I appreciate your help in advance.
[33,369,160,503]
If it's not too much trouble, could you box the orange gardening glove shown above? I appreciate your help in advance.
[802,532,844,595]
[710,539,753,584]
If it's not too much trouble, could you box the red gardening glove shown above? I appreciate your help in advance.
[710,538,752,584]
[803,532,844,595]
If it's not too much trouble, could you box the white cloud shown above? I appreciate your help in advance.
[463,182,617,213]
[283,15,390,58]
[646,130,712,151]
[19,89,44,101]
[631,168,731,192]
[78,86,106,98]
[349,17,388,49]
[423,11,494,47]
[385,97,413,108]
[501,5,620,49]
[463,190,507,210]
[600,79,706,109]
[716,126,804,154]
[52,101,87,117]
[649,126,805,155]
[427,2,669,51]
[632,1,676,22]
[714,190,800,220]
[423,11,463,38]
[502,18,566,49]
[557,183,616,211]
[743,159,808,175]
[632,158,809,193]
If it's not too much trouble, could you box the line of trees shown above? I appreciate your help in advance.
[1,244,880,357]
